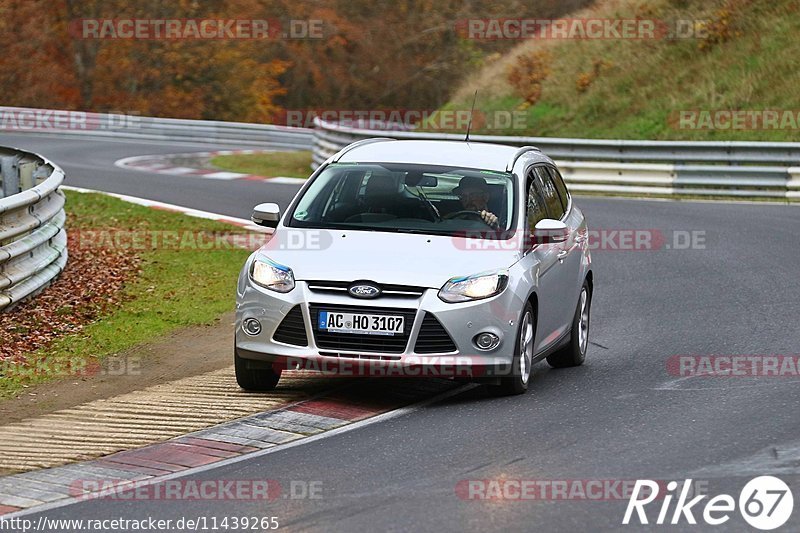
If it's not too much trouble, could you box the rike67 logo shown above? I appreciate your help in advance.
[623,476,794,530]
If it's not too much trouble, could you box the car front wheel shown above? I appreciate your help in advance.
[489,302,535,396]
[235,347,282,391]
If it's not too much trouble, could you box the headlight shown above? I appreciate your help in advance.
[438,271,508,303]
[250,255,295,293]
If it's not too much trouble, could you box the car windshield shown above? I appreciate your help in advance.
[288,163,515,237]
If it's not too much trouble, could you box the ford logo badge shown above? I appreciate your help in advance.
[348,283,381,299]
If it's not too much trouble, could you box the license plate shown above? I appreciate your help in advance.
[318,311,404,336]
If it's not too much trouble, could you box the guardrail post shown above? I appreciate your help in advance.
[1,156,21,198]
[787,168,800,200]
[19,161,37,190]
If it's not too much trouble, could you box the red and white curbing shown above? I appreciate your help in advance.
[115,149,307,184]
[0,379,468,517]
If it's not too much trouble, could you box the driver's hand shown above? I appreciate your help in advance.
[480,210,499,228]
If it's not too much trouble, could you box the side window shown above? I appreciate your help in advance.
[547,166,570,213]
[525,169,548,234]
[534,166,564,220]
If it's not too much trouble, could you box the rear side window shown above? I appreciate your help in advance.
[547,166,570,213]
[525,169,548,233]
[534,166,564,220]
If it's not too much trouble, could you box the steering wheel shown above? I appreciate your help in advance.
[444,210,490,224]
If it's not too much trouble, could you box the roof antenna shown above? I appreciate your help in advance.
[465,90,478,142]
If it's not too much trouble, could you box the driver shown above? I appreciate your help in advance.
[451,176,500,228]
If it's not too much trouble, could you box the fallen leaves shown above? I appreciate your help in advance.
[0,232,141,364]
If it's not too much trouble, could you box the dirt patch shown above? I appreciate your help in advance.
[0,312,235,428]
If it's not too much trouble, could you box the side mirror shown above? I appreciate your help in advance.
[252,203,281,228]
[534,219,569,244]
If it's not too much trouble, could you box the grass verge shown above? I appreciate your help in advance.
[211,150,312,179]
[0,191,252,399]
[444,0,800,141]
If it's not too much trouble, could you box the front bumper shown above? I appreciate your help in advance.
[235,276,525,378]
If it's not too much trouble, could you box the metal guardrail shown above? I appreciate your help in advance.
[3,107,798,199]
[312,119,800,200]
[0,106,313,150]
[0,147,67,312]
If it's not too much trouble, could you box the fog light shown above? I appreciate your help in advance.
[243,318,262,336]
[474,332,500,351]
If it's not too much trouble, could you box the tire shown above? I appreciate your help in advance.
[489,302,535,396]
[235,347,281,391]
[547,281,591,368]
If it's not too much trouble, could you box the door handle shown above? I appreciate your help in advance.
[557,250,568,263]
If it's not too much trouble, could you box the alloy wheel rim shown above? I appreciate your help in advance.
[519,312,533,384]
[578,289,589,355]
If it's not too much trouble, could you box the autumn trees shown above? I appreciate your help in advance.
[0,0,592,122]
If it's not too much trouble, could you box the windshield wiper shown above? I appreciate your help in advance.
[391,228,451,236]
[406,185,442,222]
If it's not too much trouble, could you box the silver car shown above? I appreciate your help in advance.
[235,139,593,395]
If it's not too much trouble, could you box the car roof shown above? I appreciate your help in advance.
[335,139,553,172]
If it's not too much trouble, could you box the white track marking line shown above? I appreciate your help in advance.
[61,185,271,233]
[202,171,249,180]
[268,177,307,184]
[114,154,157,169]
[158,167,196,175]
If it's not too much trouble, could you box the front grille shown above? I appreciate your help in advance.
[306,280,425,298]
[319,351,402,361]
[272,305,308,346]
[309,303,416,353]
[414,313,457,354]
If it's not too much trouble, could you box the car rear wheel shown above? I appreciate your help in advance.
[235,347,281,391]
[547,281,591,368]
[489,303,534,396]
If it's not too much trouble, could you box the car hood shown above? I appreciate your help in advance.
[257,228,522,288]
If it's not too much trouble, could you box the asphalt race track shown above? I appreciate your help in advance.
[2,132,799,532]
[0,133,302,219]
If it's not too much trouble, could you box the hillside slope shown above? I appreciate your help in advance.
[443,0,800,141]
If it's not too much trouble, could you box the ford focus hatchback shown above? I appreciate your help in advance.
[235,139,593,395]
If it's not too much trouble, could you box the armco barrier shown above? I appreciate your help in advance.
[3,106,798,199]
[312,119,800,200]
[0,106,313,150]
[0,147,67,311]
